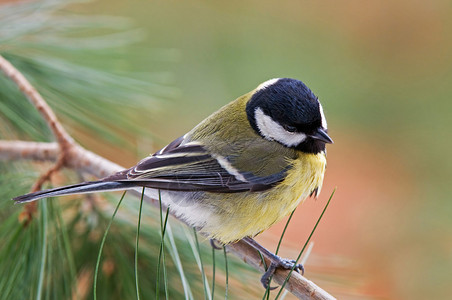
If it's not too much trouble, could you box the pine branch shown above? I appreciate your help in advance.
[0,140,121,178]
[0,54,73,219]
[0,55,73,147]
[0,55,335,300]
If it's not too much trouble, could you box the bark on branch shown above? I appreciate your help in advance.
[0,55,74,146]
[0,54,76,199]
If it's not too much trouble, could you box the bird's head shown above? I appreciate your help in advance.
[246,78,333,154]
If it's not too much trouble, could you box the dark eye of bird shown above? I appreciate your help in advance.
[283,124,297,132]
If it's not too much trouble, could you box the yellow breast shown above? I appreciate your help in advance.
[200,152,327,244]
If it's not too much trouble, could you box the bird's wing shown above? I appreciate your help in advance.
[106,136,289,193]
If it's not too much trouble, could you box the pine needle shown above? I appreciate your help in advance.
[223,246,229,300]
[162,208,170,300]
[37,198,48,300]
[274,188,336,299]
[193,229,210,300]
[165,224,194,300]
[211,246,216,300]
[279,242,315,300]
[54,201,76,284]
[135,188,145,300]
[276,208,297,255]
[156,190,171,299]
[262,208,297,299]
[93,191,127,300]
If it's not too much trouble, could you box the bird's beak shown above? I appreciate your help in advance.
[310,128,333,144]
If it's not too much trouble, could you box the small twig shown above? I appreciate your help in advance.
[30,153,66,192]
[0,141,59,161]
[0,55,77,221]
[0,55,74,146]
[0,140,123,178]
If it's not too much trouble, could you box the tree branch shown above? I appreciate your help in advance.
[0,55,335,299]
[0,140,123,178]
[0,141,59,162]
[0,54,75,198]
[0,55,74,147]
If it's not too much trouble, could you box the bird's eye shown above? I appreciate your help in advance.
[283,125,297,133]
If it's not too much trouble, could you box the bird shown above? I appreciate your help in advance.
[14,78,333,287]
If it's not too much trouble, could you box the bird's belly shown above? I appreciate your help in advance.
[142,153,326,244]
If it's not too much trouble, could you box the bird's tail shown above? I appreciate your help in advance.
[13,181,135,204]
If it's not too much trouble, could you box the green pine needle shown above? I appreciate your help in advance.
[276,209,297,255]
[262,208,297,299]
[211,246,216,300]
[162,208,170,300]
[54,201,77,283]
[165,224,194,300]
[37,198,48,300]
[156,190,171,299]
[223,246,229,300]
[135,188,145,300]
[162,208,170,299]
[93,191,127,300]
[275,188,336,299]
[193,229,210,300]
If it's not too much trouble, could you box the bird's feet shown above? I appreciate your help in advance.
[260,256,304,289]
[242,237,305,289]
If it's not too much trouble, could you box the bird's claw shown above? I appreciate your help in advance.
[261,263,278,289]
[279,259,305,275]
[260,257,305,289]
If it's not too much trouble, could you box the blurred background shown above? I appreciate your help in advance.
[1,0,451,299]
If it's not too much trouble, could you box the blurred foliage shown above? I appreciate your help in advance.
[0,0,178,149]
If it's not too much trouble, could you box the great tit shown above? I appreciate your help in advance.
[14,78,332,286]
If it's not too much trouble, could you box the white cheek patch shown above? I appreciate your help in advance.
[255,78,280,92]
[319,102,327,129]
[254,107,307,147]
